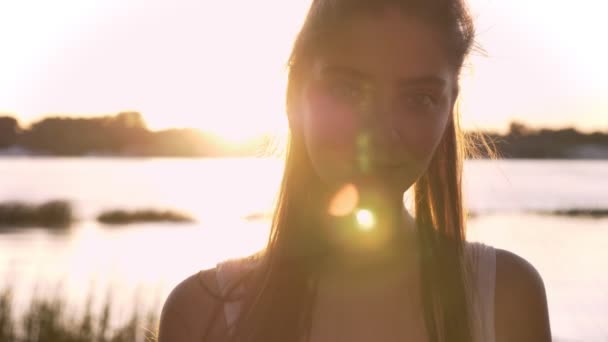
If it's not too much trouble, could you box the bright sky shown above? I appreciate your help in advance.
[0,0,606,138]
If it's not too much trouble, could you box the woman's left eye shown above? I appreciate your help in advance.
[401,93,438,110]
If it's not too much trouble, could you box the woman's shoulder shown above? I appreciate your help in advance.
[158,255,262,341]
[462,241,546,297]
[463,241,551,341]
[463,241,496,265]
[493,247,546,305]
[158,267,227,342]
[462,241,547,312]
[493,247,551,341]
[215,254,262,290]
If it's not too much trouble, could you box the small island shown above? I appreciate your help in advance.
[0,200,73,228]
[0,200,196,228]
[97,209,195,225]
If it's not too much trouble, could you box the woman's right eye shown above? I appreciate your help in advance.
[326,79,363,102]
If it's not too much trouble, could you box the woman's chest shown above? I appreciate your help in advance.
[308,276,428,342]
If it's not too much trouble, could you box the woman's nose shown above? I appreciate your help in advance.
[357,90,401,145]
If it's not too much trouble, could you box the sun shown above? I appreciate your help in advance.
[199,70,290,143]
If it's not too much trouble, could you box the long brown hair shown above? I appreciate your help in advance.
[207,1,484,341]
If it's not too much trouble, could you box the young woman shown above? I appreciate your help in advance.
[158,0,551,341]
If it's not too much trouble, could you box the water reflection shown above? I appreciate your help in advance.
[0,158,606,340]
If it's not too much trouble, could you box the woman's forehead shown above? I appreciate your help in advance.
[311,63,450,95]
[311,10,454,86]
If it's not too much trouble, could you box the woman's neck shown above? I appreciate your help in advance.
[318,183,418,277]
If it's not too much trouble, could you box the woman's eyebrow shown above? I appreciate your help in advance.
[318,65,446,89]
[397,76,447,89]
[319,65,370,81]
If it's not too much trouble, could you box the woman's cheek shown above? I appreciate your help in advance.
[393,116,446,162]
[302,84,358,156]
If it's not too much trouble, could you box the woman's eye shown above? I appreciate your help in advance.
[401,93,437,110]
[327,80,363,102]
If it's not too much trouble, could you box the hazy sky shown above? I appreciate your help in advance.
[0,0,606,137]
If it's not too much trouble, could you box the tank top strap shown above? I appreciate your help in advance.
[465,241,497,342]
[216,256,260,333]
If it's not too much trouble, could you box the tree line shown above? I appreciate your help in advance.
[0,112,271,157]
[0,113,607,158]
[469,122,608,159]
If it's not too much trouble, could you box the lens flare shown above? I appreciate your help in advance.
[356,132,371,174]
[328,183,359,217]
[355,209,375,231]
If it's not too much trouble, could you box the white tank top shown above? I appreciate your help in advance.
[216,242,496,342]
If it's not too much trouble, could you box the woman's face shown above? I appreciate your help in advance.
[298,9,457,195]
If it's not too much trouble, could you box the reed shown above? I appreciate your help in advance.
[0,286,159,342]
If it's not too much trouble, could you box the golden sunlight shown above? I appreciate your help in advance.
[328,183,360,217]
[143,68,290,142]
[355,209,376,231]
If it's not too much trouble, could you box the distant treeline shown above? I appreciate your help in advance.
[0,112,272,157]
[0,113,607,158]
[468,122,608,159]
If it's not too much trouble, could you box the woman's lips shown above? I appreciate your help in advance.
[367,152,408,166]
[358,155,409,169]
[373,160,408,168]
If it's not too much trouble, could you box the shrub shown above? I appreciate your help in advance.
[0,200,73,228]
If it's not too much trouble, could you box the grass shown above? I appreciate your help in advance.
[0,286,159,342]
[0,200,73,228]
[97,209,195,225]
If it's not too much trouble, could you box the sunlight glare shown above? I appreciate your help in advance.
[328,183,359,217]
[355,209,375,231]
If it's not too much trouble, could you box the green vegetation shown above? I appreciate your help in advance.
[0,200,196,228]
[97,209,195,225]
[0,112,272,157]
[466,209,608,219]
[0,117,18,148]
[551,209,608,218]
[469,121,608,159]
[0,286,158,342]
[0,200,73,228]
[1,113,606,158]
